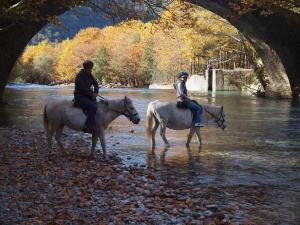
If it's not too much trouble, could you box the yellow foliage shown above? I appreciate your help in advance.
[73,27,102,44]
[56,39,76,81]
[21,39,53,64]
[17,1,246,85]
[56,28,104,82]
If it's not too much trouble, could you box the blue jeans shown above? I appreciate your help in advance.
[186,101,202,124]
[74,95,97,129]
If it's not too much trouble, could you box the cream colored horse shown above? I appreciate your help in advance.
[146,100,226,149]
[43,96,140,158]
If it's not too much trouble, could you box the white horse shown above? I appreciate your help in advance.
[146,100,226,149]
[43,96,140,158]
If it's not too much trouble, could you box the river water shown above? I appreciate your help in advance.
[1,83,300,224]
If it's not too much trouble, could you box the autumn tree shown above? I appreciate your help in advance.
[10,39,58,83]
[140,39,155,85]
[56,27,102,82]
[93,47,111,83]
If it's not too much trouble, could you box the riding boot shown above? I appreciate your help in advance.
[84,117,96,133]
[84,105,97,133]
[83,126,93,134]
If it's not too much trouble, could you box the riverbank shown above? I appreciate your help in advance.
[0,127,236,224]
[8,82,134,89]
[148,84,174,89]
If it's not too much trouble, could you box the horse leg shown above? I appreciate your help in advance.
[160,122,170,147]
[195,127,202,145]
[151,119,159,150]
[89,132,99,159]
[98,130,107,159]
[46,124,55,152]
[55,125,67,155]
[186,128,195,147]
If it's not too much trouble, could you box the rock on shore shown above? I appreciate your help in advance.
[0,127,234,224]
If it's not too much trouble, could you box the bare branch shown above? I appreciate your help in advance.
[7,0,25,11]
[0,22,17,33]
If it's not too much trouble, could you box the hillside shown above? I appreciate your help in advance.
[31,6,113,44]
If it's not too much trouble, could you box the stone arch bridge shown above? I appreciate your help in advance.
[0,0,299,101]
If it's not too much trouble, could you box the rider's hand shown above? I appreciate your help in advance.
[92,93,97,101]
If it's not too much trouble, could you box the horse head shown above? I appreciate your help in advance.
[122,96,140,124]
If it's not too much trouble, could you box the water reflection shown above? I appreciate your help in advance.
[1,84,300,223]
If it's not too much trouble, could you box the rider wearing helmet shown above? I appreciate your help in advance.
[175,71,203,127]
[74,60,99,133]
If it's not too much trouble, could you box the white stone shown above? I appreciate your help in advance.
[186,74,208,92]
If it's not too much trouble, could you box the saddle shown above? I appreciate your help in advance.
[72,97,108,116]
[176,100,188,108]
[176,100,202,122]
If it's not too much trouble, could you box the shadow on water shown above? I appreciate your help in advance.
[1,84,300,224]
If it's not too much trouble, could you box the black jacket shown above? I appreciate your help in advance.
[74,69,99,100]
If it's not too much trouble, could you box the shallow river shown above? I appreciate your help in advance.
[1,84,300,224]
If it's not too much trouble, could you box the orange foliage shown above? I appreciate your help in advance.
[16,4,242,85]
[56,28,103,82]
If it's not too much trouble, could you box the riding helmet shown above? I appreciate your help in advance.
[179,71,189,78]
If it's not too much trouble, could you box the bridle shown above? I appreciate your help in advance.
[121,99,139,121]
[216,110,226,129]
[204,107,226,129]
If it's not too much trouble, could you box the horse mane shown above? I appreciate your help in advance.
[203,104,221,111]
[202,104,222,118]
[97,98,117,107]
[97,97,129,111]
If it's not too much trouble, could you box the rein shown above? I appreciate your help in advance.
[120,99,139,120]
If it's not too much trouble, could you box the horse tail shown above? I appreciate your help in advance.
[146,103,154,138]
[43,104,49,133]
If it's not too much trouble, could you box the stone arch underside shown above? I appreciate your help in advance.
[0,1,299,101]
[190,0,300,98]
[0,21,47,101]
[0,2,69,103]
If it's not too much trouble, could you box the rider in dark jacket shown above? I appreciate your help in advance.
[74,60,99,133]
[176,71,203,127]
